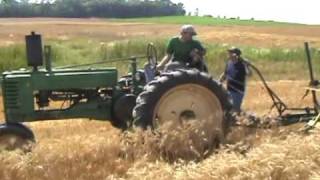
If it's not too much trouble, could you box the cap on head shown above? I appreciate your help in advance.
[181,24,197,36]
[228,47,242,56]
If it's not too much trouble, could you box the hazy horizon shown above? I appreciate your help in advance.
[172,0,320,25]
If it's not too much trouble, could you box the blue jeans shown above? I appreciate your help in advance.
[144,63,156,83]
[229,90,244,112]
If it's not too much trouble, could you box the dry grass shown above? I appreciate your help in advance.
[0,81,319,179]
[1,18,320,48]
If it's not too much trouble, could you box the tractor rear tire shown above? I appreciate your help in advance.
[0,123,35,152]
[133,69,232,139]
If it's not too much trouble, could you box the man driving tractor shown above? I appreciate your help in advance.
[156,24,207,72]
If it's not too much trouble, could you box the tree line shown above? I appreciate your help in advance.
[0,0,185,18]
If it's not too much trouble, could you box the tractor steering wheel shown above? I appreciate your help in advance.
[146,43,158,69]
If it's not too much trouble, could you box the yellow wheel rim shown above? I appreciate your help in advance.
[153,84,223,130]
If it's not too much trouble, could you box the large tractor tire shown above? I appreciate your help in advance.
[133,69,232,142]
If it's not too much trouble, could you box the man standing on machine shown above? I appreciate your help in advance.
[156,24,207,72]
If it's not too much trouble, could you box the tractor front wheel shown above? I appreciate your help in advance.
[0,123,35,152]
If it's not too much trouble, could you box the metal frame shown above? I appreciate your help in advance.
[245,42,319,126]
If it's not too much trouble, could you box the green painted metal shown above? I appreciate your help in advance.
[2,67,118,123]
[44,45,52,72]
[131,57,138,94]
[0,33,155,132]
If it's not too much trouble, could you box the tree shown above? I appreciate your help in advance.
[1,0,17,4]
[0,0,186,18]
[194,8,199,16]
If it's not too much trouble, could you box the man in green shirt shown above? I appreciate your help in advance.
[157,25,207,72]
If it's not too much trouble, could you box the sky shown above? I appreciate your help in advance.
[171,0,320,25]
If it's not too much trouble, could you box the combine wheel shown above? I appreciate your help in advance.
[0,123,35,152]
[133,69,232,144]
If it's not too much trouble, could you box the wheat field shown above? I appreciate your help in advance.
[0,81,319,180]
[1,18,320,48]
[0,18,320,180]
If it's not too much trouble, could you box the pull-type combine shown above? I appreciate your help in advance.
[0,32,318,152]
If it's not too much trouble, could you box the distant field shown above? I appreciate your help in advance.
[113,15,304,26]
[1,17,320,48]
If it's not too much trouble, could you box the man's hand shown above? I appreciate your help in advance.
[190,48,203,65]
[219,73,226,83]
[156,64,164,71]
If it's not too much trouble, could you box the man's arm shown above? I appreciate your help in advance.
[219,61,228,83]
[157,38,175,70]
[235,63,246,82]
[241,58,252,77]
[199,48,206,56]
[196,40,206,55]
[190,41,206,66]
[157,54,172,70]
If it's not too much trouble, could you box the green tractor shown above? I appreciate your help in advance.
[0,32,231,151]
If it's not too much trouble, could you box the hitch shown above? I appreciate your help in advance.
[244,42,319,128]
[305,113,320,131]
